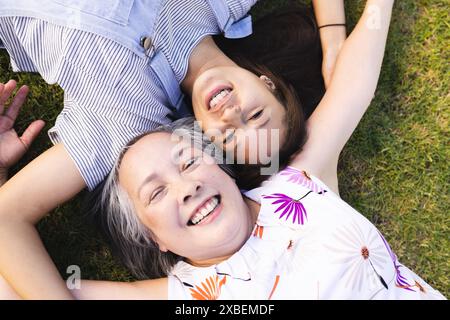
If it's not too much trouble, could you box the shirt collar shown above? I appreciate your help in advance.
[206,0,253,39]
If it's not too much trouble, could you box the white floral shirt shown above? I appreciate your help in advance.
[168,167,445,300]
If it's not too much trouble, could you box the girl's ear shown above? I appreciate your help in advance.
[259,75,276,91]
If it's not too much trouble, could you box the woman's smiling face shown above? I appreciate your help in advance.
[118,132,254,266]
[191,65,287,163]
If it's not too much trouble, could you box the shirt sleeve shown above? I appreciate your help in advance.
[44,27,173,191]
[48,95,166,191]
[2,16,174,191]
[167,274,192,300]
[225,0,258,21]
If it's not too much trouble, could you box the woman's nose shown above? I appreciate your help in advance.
[179,180,202,204]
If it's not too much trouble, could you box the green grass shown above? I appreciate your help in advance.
[0,0,448,297]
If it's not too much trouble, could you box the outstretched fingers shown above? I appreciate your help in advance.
[19,120,45,150]
[4,84,29,123]
[0,80,18,114]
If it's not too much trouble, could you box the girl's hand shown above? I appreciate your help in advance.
[0,80,45,180]
[319,26,347,89]
[312,0,347,89]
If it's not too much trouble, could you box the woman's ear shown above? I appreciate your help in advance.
[159,247,168,253]
[152,236,168,253]
[157,243,168,253]
[260,75,276,91]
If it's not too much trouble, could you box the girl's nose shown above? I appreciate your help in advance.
[221,105,242,126]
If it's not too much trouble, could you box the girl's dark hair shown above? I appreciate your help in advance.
[214,4,324,118]
[214,4,325,189]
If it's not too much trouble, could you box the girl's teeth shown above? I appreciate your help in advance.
[210,89,231,109]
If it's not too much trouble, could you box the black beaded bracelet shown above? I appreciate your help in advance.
[318,23,347,29]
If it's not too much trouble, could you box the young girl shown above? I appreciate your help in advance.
[0,0,345,299]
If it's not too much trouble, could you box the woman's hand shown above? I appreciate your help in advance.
[0,80,45,184]
[319,26,347,89]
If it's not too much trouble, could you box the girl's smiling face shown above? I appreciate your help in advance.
[191,65,287,163]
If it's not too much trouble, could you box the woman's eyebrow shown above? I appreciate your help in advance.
[138,172,156,201]
[176,145,203,161]
[177,146,190,158]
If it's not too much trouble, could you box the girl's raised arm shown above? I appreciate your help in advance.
[312,0,347,88]
[291,0,394,192]
[0,144,86,299]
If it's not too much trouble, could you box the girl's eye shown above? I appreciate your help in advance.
[223,129,235,145]
[249,110,263,121]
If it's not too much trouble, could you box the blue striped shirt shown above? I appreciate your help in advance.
[0,0,256,190]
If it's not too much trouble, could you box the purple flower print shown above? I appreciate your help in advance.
[263,192,311,225]
[378,231,416,292]
[280,167,326,194]
[393,263,416,291]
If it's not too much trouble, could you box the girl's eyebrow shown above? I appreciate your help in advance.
[223,129,235,145]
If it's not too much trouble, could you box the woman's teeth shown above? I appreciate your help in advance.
[209,89,231,109]
[190,196,220,225]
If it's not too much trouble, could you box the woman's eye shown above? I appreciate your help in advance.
[150,187,165,203]
[183,157,199,170]
[249,110,263,121]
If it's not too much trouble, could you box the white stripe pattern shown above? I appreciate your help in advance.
[0,0,256,190]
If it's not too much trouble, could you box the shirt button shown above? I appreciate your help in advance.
[140,36,153,50]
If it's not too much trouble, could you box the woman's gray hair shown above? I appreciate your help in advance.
[97,117,234,279]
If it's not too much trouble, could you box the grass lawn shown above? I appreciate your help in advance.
[0,0,448,297]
